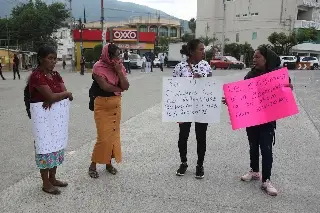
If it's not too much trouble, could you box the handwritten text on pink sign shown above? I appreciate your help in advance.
[223,68,298,130]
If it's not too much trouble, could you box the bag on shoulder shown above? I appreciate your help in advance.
[24,83,31,119]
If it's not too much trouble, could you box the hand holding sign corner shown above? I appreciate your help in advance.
[223,68,298,130]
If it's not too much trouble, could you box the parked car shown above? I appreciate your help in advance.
[280,56,296,69]
[300,56,319,70]
[153,57,161,67]
[210,56,244,70]
[129,54,143,69]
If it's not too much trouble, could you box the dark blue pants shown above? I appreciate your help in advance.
[246,124,275,182]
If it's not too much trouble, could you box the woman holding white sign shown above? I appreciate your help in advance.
[223,46,293,196]
[173,39,212,179]
[27,46,73,195]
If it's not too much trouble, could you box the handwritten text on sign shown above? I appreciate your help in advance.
[162,77,223,123]
[223,68,298,130]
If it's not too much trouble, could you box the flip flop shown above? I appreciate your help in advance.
[42,187,61,195]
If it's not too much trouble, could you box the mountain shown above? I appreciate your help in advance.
[0,0,190,32]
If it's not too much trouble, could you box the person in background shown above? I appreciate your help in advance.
[62,60,66,70]
[27,46,73,195]
[173,39,212,179]
[0,60,5,80]
[88,43,129,178]
[223,46,293,196]
[141,54,146,73]
[159,53,165,72]
[13,54,20,80]
[145,54,152,73]
[122,49,131,74]
[80,56,86,75]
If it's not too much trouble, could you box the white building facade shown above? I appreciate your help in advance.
[52,27,74,61]
[197,0,320,49]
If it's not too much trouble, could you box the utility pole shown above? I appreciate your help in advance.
[101,0,105,45]
[221,0,226,56]
[6,15,10,72]
[68,0,75,71]
[78,18,84,58]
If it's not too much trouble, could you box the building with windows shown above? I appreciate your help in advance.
[72,28,156,70]
[52,28,74,61]
[197,0,320,49]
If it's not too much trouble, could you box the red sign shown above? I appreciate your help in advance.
[113,29,137,41]
[72,29,156,43]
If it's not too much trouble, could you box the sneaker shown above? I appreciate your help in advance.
[261,180,278,196]
[195,165,204,179]
[241,170,261,182]
[176,163,188,176]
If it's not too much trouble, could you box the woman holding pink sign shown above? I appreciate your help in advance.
[224,46,293,196]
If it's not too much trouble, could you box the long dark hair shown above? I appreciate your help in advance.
[180,39,202,57]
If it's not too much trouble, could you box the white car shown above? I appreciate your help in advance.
[300,56,319,70]
[129,54,143,68]
[153,57,161,67]
[280,56,296,68]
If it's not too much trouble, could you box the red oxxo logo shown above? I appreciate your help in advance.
[113,29,137,40]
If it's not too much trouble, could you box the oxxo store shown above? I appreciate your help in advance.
[73,28,156,71]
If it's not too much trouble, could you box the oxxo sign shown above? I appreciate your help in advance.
[112,29,138,41]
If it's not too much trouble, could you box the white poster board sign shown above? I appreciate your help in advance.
[162,77,223,123]
[30,99,70,154]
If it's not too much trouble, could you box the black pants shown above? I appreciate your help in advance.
[13,68,20,80]
[124,62,131,74]
[0,69,5,80]
[178,122,208,166]
[246,124,275,182]
[80,65,85,75]
[160,63,164,71]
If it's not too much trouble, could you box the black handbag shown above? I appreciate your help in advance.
[89,83,96,111]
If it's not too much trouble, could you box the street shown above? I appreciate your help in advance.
[0,67,319,212]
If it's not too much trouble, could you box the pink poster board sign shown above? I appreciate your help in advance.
[223,68,299,130]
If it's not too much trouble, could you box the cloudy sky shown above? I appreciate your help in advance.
[119,0,197,20]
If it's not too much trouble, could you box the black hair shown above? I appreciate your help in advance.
[257,45,281,71]
[37,46,57,65]
[108,43,120,58]
[180,39,202,57]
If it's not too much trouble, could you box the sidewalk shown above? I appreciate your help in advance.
[0,97,319,212]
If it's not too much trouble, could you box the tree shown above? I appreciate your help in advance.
[157,36,171,52]
[198,36,217,46]
[224,42,254,66]
[188,18,196,34]
[267,32,297,55]
[93,44,103,61]
[296,28,318,44]
[181,33,195,42]
[5,0,69,51]
[84,49,94,68]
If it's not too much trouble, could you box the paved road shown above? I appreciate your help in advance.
[0,68,319,212]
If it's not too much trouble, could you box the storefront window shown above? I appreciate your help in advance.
[139,25,148,32]
[170,27,177,37]
[159,26,168,37]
